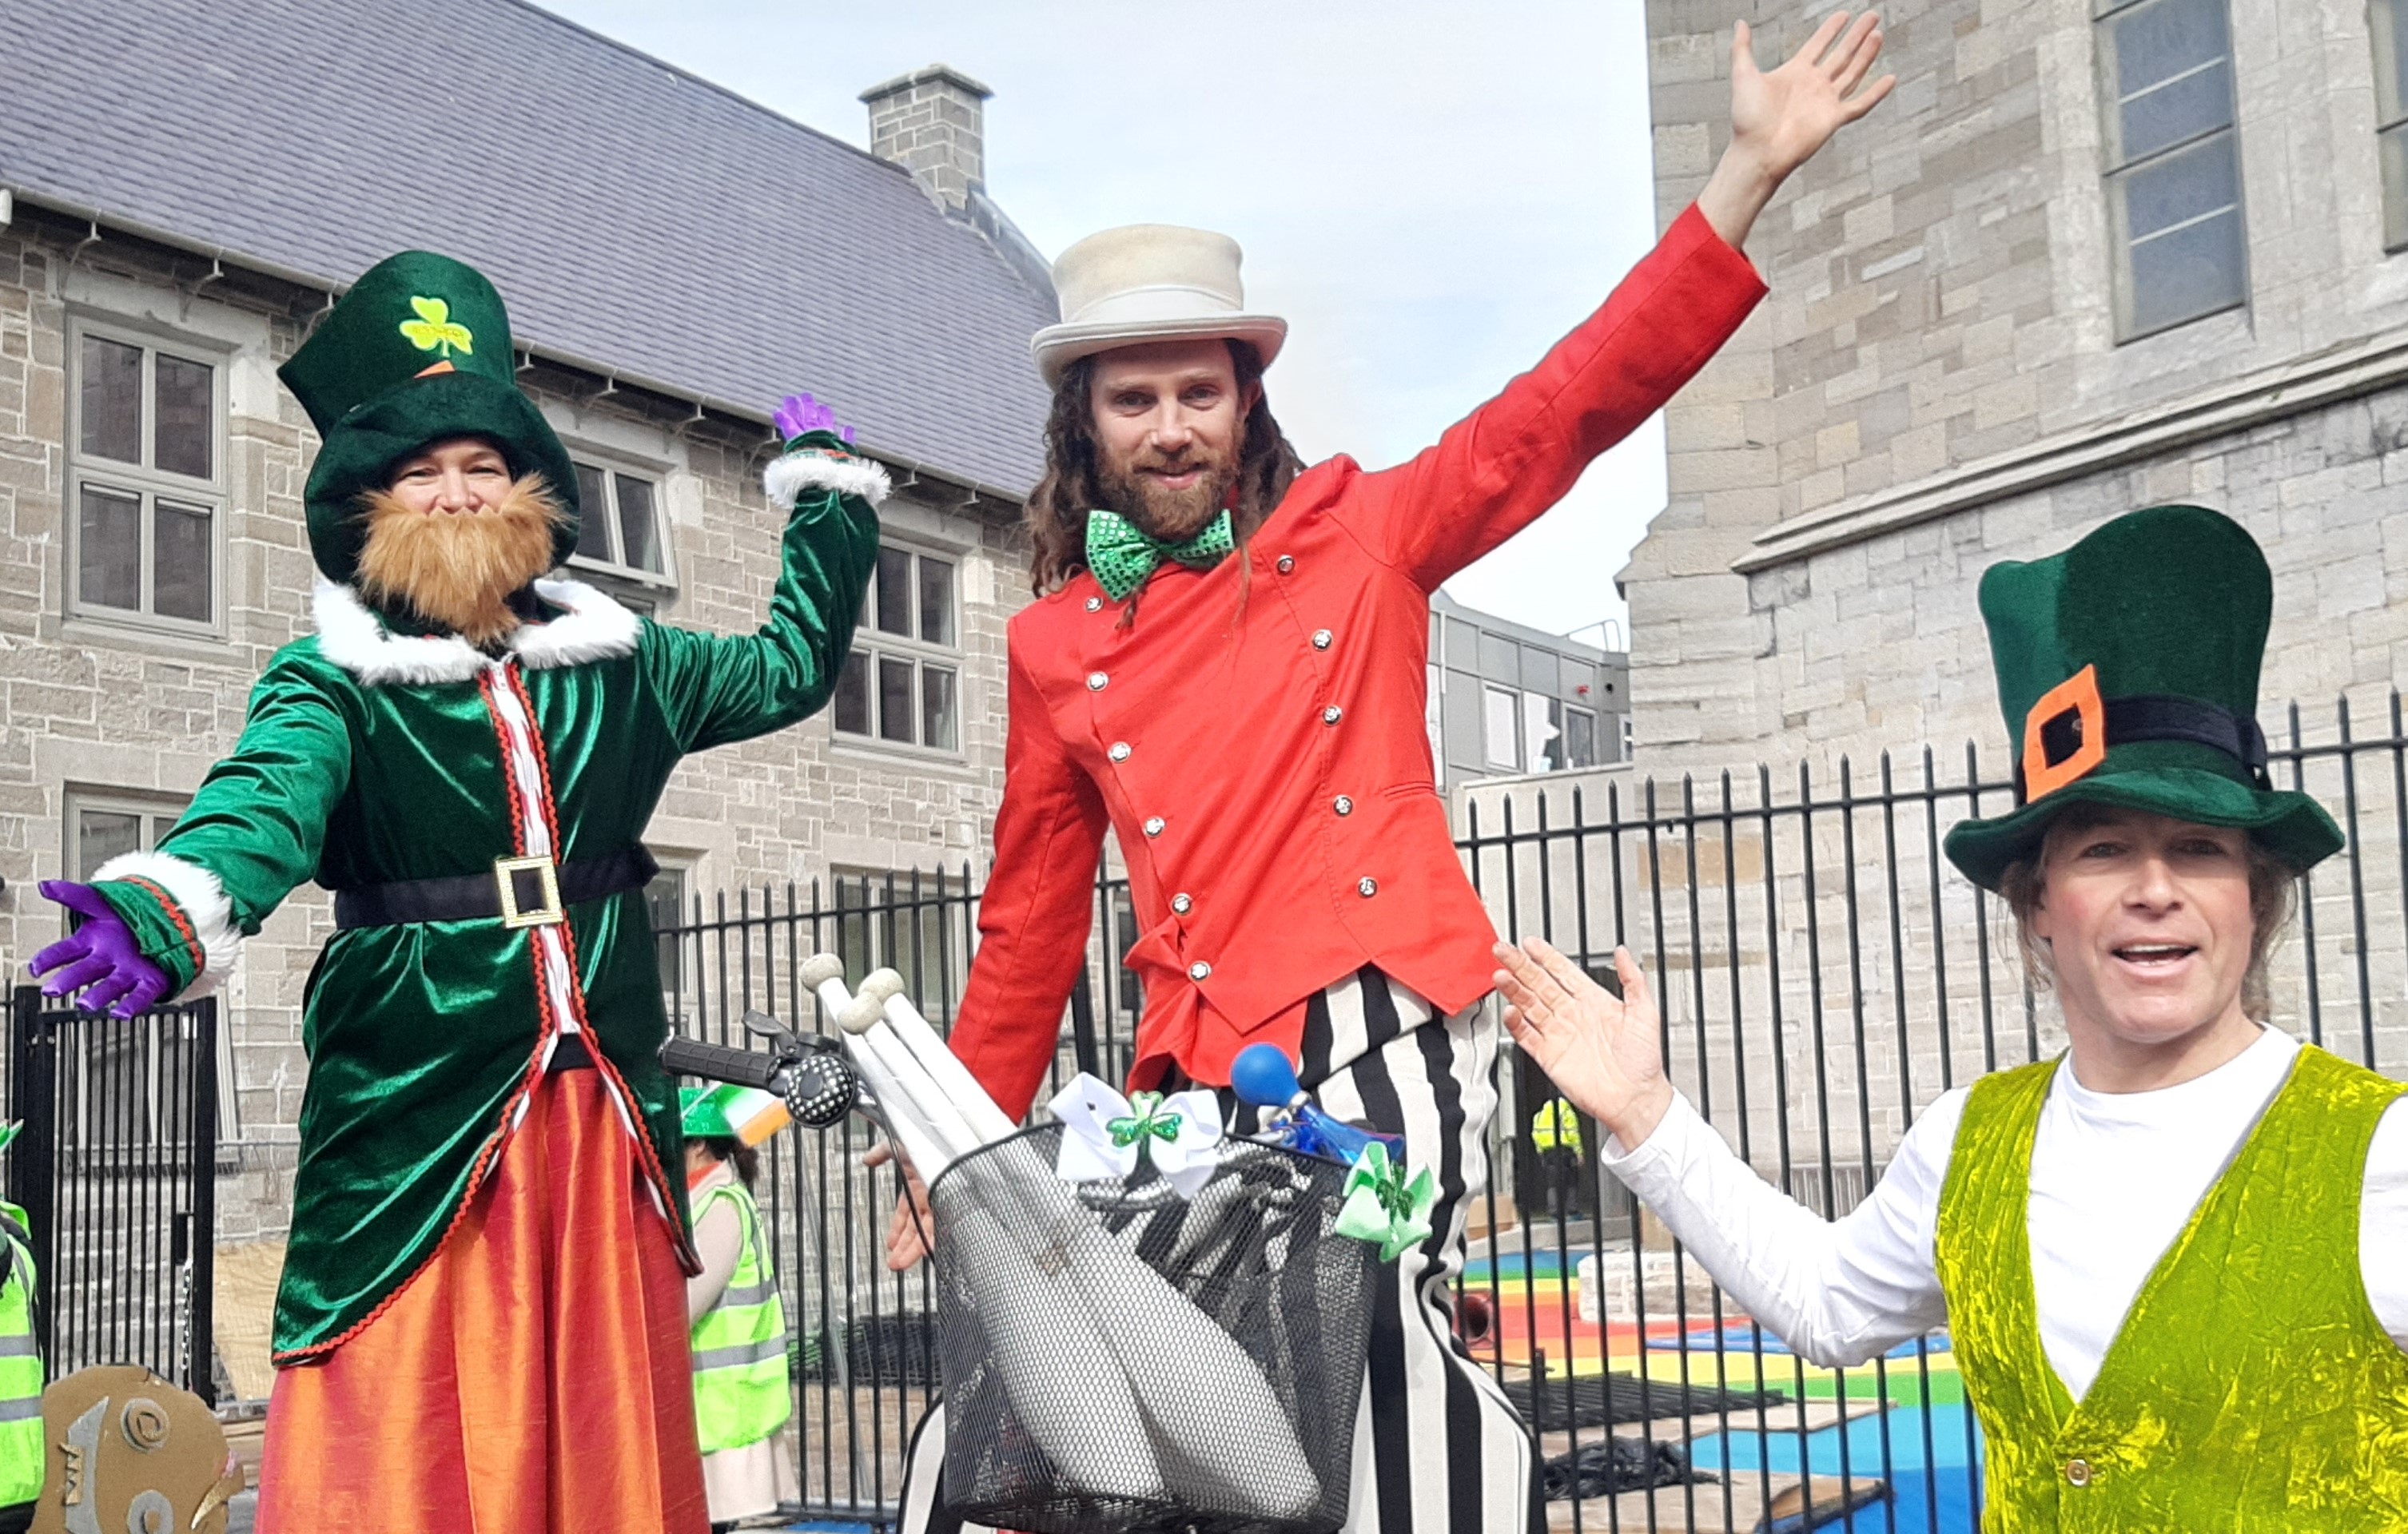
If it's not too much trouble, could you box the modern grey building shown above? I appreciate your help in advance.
[1427,590,1630,786]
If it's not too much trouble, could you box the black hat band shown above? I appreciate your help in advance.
[2017,682,2269,805]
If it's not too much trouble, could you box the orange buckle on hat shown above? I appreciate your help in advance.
[2022,664,2107,803]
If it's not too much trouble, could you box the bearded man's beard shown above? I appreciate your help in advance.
[354,474,566,647]
[1093,439,1241,543]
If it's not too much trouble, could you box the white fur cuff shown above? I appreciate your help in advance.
[764,451,892,510]
[90,848,243,1000]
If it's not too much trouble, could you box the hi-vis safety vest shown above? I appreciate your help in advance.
[689,1181,792,1456]
[0,1202,42,1506]
[1530,1098,1584,1155]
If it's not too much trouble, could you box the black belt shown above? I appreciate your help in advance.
[333,848,659,931]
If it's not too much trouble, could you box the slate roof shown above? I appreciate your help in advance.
[3,0,1057,495]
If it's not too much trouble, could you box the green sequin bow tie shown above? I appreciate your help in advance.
[1085,508,1236,602]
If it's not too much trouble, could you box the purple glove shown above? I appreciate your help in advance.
[29,880,172,1019]
[774,391,857,447]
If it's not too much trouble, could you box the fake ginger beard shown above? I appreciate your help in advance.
[354,474,566,648]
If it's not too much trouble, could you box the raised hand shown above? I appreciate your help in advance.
[1734,11,1893,183]
[29,881,173,1019]
[1492,939,1676,1151]
[773,391,858,447]
[1698,10,1896,250]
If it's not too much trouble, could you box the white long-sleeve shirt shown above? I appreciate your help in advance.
[1598,1027,2408,1400]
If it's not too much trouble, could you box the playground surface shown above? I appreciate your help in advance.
[1465,1251,1984,1532]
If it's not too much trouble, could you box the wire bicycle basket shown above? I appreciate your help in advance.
[926,1123,1373,1534]
[656,964,1392,1534]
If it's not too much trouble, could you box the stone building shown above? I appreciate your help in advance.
[1485,0,2408,1182]
[1,0,1055,1242]
[1630,0,2408,767]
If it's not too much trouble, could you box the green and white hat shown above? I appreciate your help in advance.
[279,251,581,584]
[679,1085,790,1148]
[1942,505,2342,891]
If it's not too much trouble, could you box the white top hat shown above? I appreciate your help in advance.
[1030,224,1288,387]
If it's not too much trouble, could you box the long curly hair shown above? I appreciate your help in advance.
[1024,340,1305,596]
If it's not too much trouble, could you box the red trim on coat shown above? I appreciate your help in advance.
[118,874,205,981]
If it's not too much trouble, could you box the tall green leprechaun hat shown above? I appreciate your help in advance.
[279,252,580,584]
[1942,504,2341,891]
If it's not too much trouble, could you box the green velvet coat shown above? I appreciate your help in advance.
[86,444,883,1360]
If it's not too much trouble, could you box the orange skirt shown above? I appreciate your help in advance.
[257,1067,708,1534]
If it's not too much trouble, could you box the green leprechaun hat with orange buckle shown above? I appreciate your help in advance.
[279,251,581,584]
[1941,504,2342,892]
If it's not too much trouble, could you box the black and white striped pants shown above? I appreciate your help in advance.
[898,968,1540,1533]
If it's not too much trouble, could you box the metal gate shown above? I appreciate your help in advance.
[6,986,217,1404]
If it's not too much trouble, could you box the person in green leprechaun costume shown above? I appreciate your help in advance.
[1489,505,2408,1528]
[26,251,883,1534]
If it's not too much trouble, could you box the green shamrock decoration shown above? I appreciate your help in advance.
[1335,1141,1436,1262]
[399,295,475,359]
[1107,1091,1183,1154]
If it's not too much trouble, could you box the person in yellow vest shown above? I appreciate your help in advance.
[0,1125,42,1534]
[1528,1095,1589,1219]
[1491,507,2406,1527]
[681,1087,797,1532]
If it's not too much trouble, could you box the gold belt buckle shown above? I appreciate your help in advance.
[495,853,564,929]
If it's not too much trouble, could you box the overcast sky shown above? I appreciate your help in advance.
[538,0,1682,643]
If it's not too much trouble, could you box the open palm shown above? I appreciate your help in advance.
[1493,940,1674,1147]
[1733,11,1896,183]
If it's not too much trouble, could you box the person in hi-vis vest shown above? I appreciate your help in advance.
[1528,1096,1590,1220]
[0,1124,42,1533]
[682,1087,796,1532]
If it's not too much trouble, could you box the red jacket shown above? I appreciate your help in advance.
[951,204,1766,1119]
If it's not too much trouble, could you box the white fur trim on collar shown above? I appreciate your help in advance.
[511,578,643,670]
[313,581,485,684]
[312,578,640,684]
[90,848,241,1000]
[764,450,891,510]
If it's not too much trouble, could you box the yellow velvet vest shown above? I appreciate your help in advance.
[1934,1045,2408,1531]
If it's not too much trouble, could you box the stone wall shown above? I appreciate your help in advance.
[1630,0,2408,770]
[0,218,1030,1241]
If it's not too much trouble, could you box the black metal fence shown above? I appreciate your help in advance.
[659,698,2408,1533]
[5,704,2401,1528]
[6,988,217,1404]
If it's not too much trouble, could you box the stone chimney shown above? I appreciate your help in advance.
[860,64,993,213]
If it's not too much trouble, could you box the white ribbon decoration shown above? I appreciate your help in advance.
[1047,1075,1226,1198]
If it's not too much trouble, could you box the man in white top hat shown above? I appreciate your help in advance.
[887,15,1894,1532]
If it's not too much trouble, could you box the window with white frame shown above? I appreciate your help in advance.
[1482,686,1520,771]
[67,325,224,631]
[831,865,971,1022]
[567,459,675,595]
[61,790,241,1139]
[833,544,961,753]
[2096,0,2246,339]
[2371,0,2408,249]
[644,858,692,1007]
[66,792,188,883]
[1564,705,1600,769]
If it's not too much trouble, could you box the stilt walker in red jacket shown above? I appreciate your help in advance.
[890,15,1894,1532]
